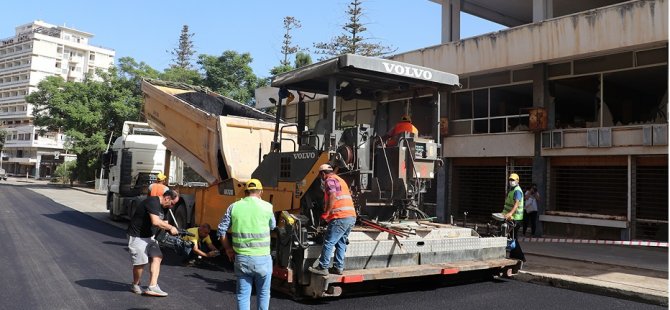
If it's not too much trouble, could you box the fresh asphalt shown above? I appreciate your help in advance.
[0,182,664,310]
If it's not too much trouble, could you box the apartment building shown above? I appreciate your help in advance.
[277,0,667,241]
[0,20,115,178]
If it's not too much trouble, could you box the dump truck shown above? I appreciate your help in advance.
[103,121,168,220]
[141,54,521,298]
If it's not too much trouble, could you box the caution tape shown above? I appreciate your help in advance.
[519,237,668,248]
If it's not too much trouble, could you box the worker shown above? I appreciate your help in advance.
[148,172,169,196]
[502,173,526,262]
[182,223,219,266]
[217,179,275,310]
[384,114,418,146]
[308,164,357,276]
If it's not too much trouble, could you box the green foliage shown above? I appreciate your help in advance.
[295,52,313,68]
[198,51,265,104]
[0,128,6,153]
[160,66,202,84]
[26,62,146,182]
[169,25,196,69]
[281,17,302,67]
[313,0,395,59]
[53,160,76,184]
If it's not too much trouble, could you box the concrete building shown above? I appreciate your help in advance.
[278,0,667,241]
[390,0,668,241]
[0,20,115,178]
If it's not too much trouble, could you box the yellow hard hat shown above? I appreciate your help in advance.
[245,178,263,190]
[156,172,167,181]
[401,114,411,122]
[508,173,520,181]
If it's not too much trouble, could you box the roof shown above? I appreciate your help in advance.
[271,54,459,99]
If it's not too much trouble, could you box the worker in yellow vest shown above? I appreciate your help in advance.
[218,179,275,310]
[309,164,357,276]
[502,173,526,262]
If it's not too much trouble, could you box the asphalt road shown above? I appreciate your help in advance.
[0,182,664,310]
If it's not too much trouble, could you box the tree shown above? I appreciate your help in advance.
[26,66,143,182]
[280,17,301,67]
[169,25,196,69]
[198,51,266,104]
[313,0,395,59]
[160,66,202,85]
[295,51,313,68]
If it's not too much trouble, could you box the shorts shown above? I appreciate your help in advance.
[128,236,162,265]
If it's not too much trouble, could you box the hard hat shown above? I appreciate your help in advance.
[401,114,411,122]
[319,163,333,172]
[245,178,263,190]
[508,173,520,181]
[156,172,167,181]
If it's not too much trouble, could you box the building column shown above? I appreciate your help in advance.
[439,0,461,43]
[532,0,554,22]
[34,154,41,179]
[532,64,551,236]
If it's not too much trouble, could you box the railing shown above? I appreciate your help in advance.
[448,114,530,135]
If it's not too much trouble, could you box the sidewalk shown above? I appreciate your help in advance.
[3,177,668,305]
[518,239,668,306]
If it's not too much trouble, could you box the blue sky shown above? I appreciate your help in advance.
[3,0,504,78]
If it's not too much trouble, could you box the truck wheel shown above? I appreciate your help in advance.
[108,193,122,221]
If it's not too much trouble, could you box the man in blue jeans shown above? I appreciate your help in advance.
[309,164,357,275]
[218,179,275,310]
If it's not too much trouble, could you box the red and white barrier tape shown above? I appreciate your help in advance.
[519,237,668,248]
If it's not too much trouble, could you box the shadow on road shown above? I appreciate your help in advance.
[75,279,130,292]
[43,211,126,239]
[186,272,236,294]
[103,241,129,247]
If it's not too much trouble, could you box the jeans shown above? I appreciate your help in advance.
[234,254,272,310]
[318,216,356,270]
[523,211,538,236]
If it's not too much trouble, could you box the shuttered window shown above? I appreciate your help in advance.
[550,166,627,215]
[635,160,668,241]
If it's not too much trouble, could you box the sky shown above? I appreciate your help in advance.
[2,0,505,78]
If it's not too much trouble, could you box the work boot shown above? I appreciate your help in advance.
[308,266,329,276]
[328,267,343,275]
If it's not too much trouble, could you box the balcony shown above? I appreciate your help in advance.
[541,124,668,156]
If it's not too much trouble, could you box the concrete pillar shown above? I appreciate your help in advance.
[532,64,551,236]
[34,153,41,179]
[532,0,554,22]
[439,0,461,43]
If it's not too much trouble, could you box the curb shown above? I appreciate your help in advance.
[515,271,668,306]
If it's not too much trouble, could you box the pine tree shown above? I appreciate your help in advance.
[169,25,196,69]
[313,0,395,59]
[281,17,301,67]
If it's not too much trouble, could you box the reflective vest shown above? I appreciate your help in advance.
[149,183,168,197]
[323,174,357,221]
[388,121,419,146]
[502,185,524,221]
[230,196,274,256]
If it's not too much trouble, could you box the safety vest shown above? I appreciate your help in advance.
[502,185,524,221]
[230,196,274,256]
[323,174,357,221]
[388,121,419,146]
[149,183,168,197]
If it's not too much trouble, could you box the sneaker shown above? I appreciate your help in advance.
[328,267,343,275]
[144,285,168,297]
[130,284,143,295]
[308,266,329,276]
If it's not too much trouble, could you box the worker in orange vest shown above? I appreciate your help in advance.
[308,164,357,276]
[384,114,418,146]
[148,172,169,197]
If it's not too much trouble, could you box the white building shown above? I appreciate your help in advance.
[0,20,115,178]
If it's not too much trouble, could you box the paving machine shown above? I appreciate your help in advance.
[141,54,520,299]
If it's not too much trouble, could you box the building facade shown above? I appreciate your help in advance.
[0,20,115,178]
[390,0,668,241]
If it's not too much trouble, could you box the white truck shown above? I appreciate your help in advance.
[103,121,168,220]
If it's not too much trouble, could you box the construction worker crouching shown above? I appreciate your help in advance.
[217,179,275,310]
[384,114,419,147]
[309,164,357,276]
